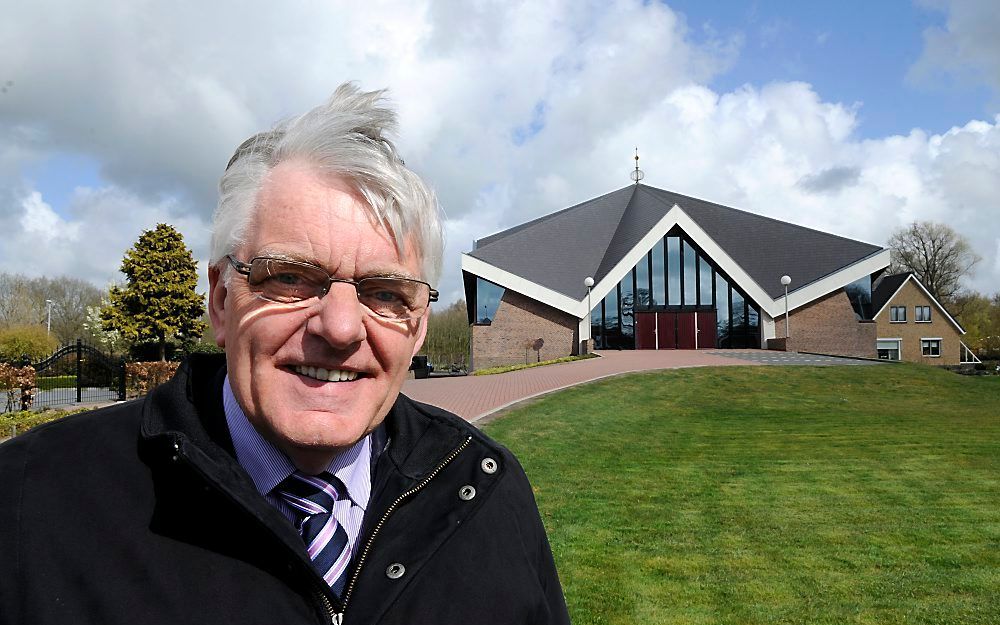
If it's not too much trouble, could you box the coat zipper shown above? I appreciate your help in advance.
[332,435,473,624]
[169,435,473,625]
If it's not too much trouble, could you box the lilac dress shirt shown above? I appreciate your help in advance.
[222,376,371,553]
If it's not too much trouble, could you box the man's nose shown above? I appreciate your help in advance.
[305,282,367,347]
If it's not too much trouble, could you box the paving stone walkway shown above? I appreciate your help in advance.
[401,349,758,423]
[707,350,886,366]
[403,349,883,423]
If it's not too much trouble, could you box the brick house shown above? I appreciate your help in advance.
[461,183,898,370]
[871,273,980,365]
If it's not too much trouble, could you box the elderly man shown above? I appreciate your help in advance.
[0,85,570,625]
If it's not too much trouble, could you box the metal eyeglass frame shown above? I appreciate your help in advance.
[226,255,439,319]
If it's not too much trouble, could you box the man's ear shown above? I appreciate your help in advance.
[411,309,430,357]
[208,265,228,347]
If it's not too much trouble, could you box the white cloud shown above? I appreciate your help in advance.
[910,0,1000,93]
[0,185,212,294]
[0,0,997,309]
[19,192,79,242]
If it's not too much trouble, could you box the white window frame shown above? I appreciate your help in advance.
[915,305,932,323]
[960,341,982,364]
[876,338,902,361]
[890,306,907,323]
[921,338,942,358]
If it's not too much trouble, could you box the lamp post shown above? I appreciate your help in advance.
[780,275,791,339]
[584,276,594,352]
[45,299,54,337]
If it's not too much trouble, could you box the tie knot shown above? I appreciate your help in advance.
[275,472,343,518]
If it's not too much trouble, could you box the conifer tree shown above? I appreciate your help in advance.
[101,224,207,361]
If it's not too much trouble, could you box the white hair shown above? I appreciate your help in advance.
[211,83,444,284]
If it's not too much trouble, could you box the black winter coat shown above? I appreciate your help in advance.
[0,355,570,625]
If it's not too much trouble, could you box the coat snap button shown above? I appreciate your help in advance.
[386,563,406,579]
[458,485,476,501]
[481,457,498,474]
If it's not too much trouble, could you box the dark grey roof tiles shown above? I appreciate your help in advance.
[469,187,635,299]
[871,273,911,315]
[467,184,886,301]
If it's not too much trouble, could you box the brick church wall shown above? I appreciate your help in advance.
[774,289,876,358]
[471,290,579,370]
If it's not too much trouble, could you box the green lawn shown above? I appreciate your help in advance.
[484,364,1000,625]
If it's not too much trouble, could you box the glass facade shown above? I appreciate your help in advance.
[667,237,681,305]
[589,232,762,349]
[635,253,650,308]
[652,239,665,306]
[699,253,712,305]
[715,274,730,345]
[475,278,505,324]
[845,276,873,320]
[683,242,697,306]
[620,273,634,344]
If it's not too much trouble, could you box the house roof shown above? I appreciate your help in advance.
[871,272,911,315]
[871,272,966,334]
[468,184,885,301]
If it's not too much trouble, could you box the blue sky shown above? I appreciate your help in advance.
[675,1,992,139]
[1,0,998,302]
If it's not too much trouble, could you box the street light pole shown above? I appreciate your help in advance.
[45,299,54,337]
[584,276,594,352]
[780,276,791,339]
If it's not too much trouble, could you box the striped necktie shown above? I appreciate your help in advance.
[275,472,352,596]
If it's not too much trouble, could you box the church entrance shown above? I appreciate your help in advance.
[635,311,717,350]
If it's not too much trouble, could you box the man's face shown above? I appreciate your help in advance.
[209,160,428,472]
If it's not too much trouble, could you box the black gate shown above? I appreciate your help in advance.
[29,340,126,409]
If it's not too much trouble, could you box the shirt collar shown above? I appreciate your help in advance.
[223,375,371,511]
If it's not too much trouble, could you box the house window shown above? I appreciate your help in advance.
[915,305,931,322]
[890,306,907,322]
[877,339,901,361]
[960,342,982,364]
[921,339,941,357]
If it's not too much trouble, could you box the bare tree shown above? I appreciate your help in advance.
[887,221,981,302]
[0,273,104,343]
[0,274,45,327]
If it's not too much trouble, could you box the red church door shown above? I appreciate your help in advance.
[676,313,697,349]
[697,311,717,349]
[635,313,657,349]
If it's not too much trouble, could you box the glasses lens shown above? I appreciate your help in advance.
[247,258,329,303]
[357,278,429,320]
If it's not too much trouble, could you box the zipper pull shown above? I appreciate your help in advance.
[332,613,343,624]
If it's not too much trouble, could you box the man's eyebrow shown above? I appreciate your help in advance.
[252,251,423,281]
[360,269,422,281]
[253,250,316,264]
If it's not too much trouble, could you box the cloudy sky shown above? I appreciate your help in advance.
[2,0,998,305]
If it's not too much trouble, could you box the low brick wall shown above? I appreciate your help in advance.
[774,290,876,358]
[766,337,788,351]
[471,290,578,370]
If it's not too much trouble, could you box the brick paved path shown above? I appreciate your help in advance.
[402,349,759,423]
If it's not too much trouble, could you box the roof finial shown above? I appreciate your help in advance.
[630,147,644,184]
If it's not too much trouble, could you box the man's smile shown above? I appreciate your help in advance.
[290,364,362,382]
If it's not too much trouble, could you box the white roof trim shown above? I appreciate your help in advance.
[871,274,965,334]
[774,249,890,318]
[461,254,583,315]
[463,204,890,321]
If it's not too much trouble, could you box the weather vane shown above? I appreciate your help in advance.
[630,147,644,184]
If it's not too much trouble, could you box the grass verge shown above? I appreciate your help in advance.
[0,406,91,438]
[485,364,1000,625]
[472,353,599,376]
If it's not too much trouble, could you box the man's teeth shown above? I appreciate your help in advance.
[293,365,359,382]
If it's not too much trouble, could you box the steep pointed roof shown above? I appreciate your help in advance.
[871,272,911,315]
[467,184,885,301]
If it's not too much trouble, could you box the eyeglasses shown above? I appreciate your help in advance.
[226,255,438,321]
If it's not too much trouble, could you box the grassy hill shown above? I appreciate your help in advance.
[485,364,1000,625]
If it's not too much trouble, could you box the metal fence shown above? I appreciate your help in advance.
[2,340,126,413]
